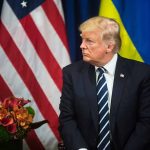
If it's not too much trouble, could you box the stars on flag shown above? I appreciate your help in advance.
[21,1,28,8]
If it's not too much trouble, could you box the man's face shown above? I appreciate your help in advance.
[80,29,108,66]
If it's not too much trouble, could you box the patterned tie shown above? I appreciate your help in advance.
[96,67,111,150]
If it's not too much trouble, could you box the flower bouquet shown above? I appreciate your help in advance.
[0,96,48,143]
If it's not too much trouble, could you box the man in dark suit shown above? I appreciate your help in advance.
[59,16,150,150]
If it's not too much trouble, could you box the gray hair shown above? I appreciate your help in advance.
[79,16,121,53]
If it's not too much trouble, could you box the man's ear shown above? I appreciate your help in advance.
[106,42,115,53]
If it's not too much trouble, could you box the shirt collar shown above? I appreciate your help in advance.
[95,54,118,76]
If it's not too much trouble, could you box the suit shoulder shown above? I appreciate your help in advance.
[62,60,90,72]
[124,57,150,68]
[119,55,150,73]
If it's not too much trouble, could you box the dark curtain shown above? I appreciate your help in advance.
[62,0,100,62]
[0,0,3,15]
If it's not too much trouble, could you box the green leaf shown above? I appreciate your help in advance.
[0,126,11,142]
[26,106,35,116]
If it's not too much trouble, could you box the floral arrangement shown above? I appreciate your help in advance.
[0,96,48,142]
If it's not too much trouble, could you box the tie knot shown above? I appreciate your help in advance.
[97,67,105,75]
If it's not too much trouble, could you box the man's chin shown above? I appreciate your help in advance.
[83,57,94,65]
[83,57,90,62]
[83,57,96,66]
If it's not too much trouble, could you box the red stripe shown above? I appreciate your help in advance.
[0,75,44,149]
[0,21,61,141]
[42,0,69,53]
[20,15,63,92]
[0,75,13,100]
[25,130,45,150]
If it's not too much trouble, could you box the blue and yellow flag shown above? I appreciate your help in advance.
[99,0,150,64]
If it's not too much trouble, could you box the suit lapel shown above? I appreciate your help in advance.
[82,64,99,132]
[110,56,129,135]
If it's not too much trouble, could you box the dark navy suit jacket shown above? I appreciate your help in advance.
[59,55,150,150]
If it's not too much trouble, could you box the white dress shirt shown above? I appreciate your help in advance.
[95,54,117,110]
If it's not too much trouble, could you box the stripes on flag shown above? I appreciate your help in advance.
[0,0,70,149]
[0,50,45,149]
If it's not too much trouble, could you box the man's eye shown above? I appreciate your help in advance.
[86,39,95,45]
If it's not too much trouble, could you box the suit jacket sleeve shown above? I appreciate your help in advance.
[124,68,150,150]
[59,66,88,150]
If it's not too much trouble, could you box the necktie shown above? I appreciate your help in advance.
[96,67,111,150]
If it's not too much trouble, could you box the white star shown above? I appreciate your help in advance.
[21,1,28,8]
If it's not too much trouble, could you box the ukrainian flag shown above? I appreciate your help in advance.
[99,0,150,64]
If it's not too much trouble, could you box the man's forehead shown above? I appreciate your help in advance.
[80,30,100,38]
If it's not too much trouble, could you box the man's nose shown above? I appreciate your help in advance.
[80,41,86,49]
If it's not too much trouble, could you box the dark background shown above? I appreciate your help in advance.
[62,0,100,62]
[0,1,3,14]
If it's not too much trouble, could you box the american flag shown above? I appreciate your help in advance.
[0,0,70,149]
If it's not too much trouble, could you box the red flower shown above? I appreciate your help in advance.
[3,97,30,110]
[0,96,48,142]
[1,115,14,126]
[6,123,17,133]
